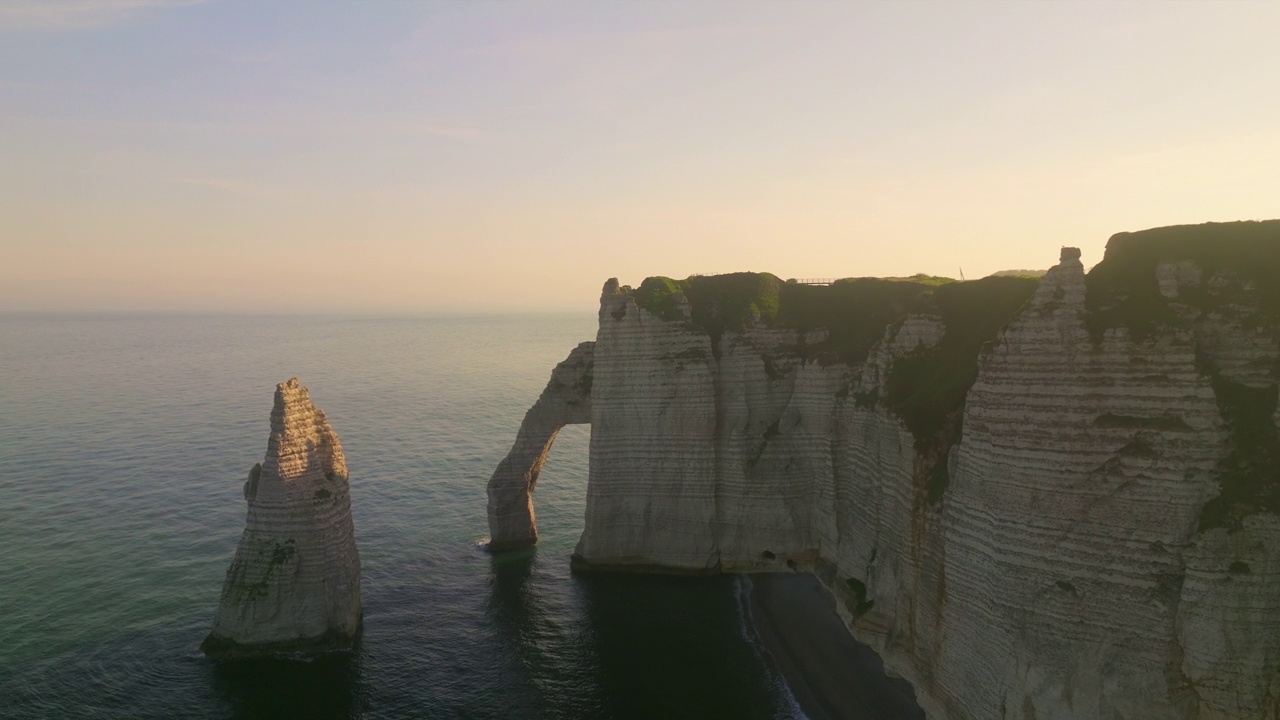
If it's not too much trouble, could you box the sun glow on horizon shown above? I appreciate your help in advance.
[2,1,1278,313]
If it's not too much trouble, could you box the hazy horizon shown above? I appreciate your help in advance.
[3,0,1278,313]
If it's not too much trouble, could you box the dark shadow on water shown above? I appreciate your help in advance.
[488,548,536,605]
[486,549,540,667]
[209,649,367,720]
[483,549,557,718]
[751,573,924,720]
[575,573,792,720]
[485,553,789,720]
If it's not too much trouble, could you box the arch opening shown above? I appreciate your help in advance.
[487,342,593,552]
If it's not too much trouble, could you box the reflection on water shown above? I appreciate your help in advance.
[485,548,557,718]
[487,545,800,720]
[209,651,368,720]
[0,315,809,719]
[579,573,798,720]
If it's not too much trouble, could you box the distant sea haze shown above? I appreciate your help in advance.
[0,314,816,719]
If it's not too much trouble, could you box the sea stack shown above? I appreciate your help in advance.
[202,378,362,659]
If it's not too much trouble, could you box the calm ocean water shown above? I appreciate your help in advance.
[0,314,805,719]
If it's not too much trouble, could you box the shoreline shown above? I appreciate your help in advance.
[748,572,925,720]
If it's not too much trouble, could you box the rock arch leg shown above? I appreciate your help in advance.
[487,342,593,552]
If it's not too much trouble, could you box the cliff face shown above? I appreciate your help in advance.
[921,250,1235,718]
[490,220,1280,718]
[203,378,362,658]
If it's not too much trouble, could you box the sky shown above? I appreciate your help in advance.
[2,0,1278,313]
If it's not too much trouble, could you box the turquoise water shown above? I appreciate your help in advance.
[0,314,803,719]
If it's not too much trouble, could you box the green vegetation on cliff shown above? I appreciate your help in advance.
[844,577,875,619]
[624,221,1280,524]
[633,272,782,343]
[1085,220,1280,532]
[686,273,782,339]
[779,278,947,365]
[1197,377,1280,532]
[627,269,1040,505]
[884,276,1041,503]
[632,276,689,322]
[1086,220,1280,340]
[629,272,948,363]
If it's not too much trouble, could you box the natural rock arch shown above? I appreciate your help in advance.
[487,341,593,551]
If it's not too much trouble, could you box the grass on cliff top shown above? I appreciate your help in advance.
[1085,220,1280,340]
[631,273,781,339]
[629,270,1038,390]
[879,273,956,287]
[629,272,949,363]
[989,269,1048,278]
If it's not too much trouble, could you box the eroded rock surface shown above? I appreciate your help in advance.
[487,341,593,551]
[203,378,362,659]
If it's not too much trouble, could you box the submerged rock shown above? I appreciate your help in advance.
[202,378,362,659]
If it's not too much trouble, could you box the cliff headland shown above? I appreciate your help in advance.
[489,220,1280,719]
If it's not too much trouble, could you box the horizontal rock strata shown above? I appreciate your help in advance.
[203,378,362,659]
[497,220,1280,718]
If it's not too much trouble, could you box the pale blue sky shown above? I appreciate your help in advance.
[3,0,1278,312]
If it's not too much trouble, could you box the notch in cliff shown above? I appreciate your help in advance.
[202,377,362,659]
[883,272,1043,502]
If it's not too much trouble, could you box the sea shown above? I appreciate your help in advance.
[0,314,808,720]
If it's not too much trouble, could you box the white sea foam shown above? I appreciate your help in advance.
[733,574,811,720]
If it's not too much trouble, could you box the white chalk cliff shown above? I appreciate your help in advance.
[204,378,362,658]
[489,221,1280,718]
